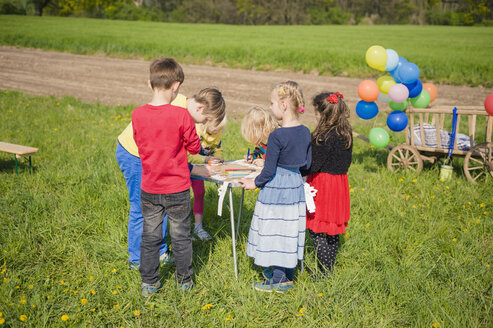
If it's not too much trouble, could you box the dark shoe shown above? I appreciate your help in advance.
[253,279,293,293]
[141,281,162,297]
[262,268,273,280]
[179,280,194,293]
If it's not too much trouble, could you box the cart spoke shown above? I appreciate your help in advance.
[469,157,484,165]
[408,165,417,172]
[397,149,404,159]
[473,171,485,182]
[467,165,484,171]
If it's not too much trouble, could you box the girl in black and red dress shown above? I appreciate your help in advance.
[301,91,352,276]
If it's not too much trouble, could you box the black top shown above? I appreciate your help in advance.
[300,131,352,176]
[255,125,312,188]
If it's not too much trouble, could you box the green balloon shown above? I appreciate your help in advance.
[410,90,431,108]
[389,99,408,111]
[369,127,390,148]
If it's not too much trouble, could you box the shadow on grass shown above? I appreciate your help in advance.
[0,158,37,174]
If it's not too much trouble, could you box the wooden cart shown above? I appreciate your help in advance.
[386,106,493,184]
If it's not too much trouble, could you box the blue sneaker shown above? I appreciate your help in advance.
[141,281,162,297]
[179,280,194,293]
[253,279,293,293]
[129,262,139,271]
[262,268,273,280]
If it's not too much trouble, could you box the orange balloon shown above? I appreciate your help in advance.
[358,80,379,102]
[423,83,437,103]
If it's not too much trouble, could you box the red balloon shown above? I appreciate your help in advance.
[485,94,493,116]
[358,80,379,102]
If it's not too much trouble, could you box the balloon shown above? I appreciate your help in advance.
[358,80,379,102]
[378,92,390,103]
[389,99,409,111]
[404,79,423,98]
[485,94,493,116]
[356,100,379,120]
[422,83,438,103]
[366,45,387,71]
[377,76,396,94]
[388,83,409,103]
[398,62,420,84]
[389,57,408,83]
[369,128,390,148]
[385,49,399,71]
[387,110,409,132]
[410,90,431,108]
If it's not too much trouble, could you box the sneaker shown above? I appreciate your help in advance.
[160,251,174,264]
[129,262,139,271]
[253,279,293,293]
[262,268,273,280]
[194,227,212,241]
[141,281,162,297]
[179,280,194,293]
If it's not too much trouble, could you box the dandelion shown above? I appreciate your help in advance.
[445,186,449,190]
[104,274,108,278]
[31,304,35,308]
[480,203,485,207]
[112,268,117,273]
[61,315,69,321]
[133,310,141,316]
[201,304,213,311]
[90,308,96,312]
[399,178,404,182]
[60,280,65,285]
[468,201,471,205]
[349,188,354,192]
[361,188,365,191]
[91,290,96,295]
[433,321,440,328]
[486,264,490,268]
[412,179,417,183]
[81,299,87,305]
[15,286,20,289]
[19,315,27,322]
[19,299,26,304]
[113,304,119,310]
[406,195,410,200]
[452,238,457,242]
[483,211,488,215]
[365,223,370,228]
[28,284,33,289]
[3,278,6,283]
[317,293,323,297]
[431,195,435,199]
[0,318,4,324]
[464,229,468,232]
[0,312,2,317]
[149,304,154,309]
[476,219,480,223]
[0,269,5,274]
[54,128,58,132]
[116,285,121,289]
[296,307,305,317]
[89,276,93,282]
[112,290,118,295]
[344,233,350,239]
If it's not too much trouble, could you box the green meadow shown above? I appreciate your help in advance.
[1,15,493,87]
[0,90,491,327]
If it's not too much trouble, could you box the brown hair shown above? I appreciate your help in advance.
[312,92,352,148]
[274,81,304,116]
[193,88,226,132]
[241,106,279,145]
[149,58,184,90]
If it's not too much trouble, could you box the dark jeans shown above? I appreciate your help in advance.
[140,189,193,284]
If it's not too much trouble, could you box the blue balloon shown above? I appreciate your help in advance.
[390,57,408,83]
[398,62,420,84]
[385,49,399,71]
[404,79,423,98]
[387,110,409,132]
[356,100,379,120]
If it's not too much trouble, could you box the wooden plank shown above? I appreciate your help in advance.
[419,113,426,148]
[424,112,429,123]
[468,115,476,147]
[0,142,38,156]
[414,146,469,155]
[434,113,442,149]
[487,116,493,143]
[408,107,486,115]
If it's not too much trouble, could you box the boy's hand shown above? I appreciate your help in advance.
[191,165,214,178]
[252,158,264,167]
[239,178,256,190]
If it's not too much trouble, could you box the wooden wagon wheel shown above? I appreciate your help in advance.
[464,142,493,184]
[387,145,423,174]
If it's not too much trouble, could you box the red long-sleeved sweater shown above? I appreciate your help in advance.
[132,104,201,194]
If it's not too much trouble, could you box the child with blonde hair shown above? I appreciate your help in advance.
[239,81,311,293]
[241,106,279,166]
[188,88,227,241]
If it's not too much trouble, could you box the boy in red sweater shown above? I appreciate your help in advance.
[132,58,201,296]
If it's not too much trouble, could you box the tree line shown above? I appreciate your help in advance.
[1,0,492,25]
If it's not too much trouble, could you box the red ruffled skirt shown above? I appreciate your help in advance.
[306,173,350,235]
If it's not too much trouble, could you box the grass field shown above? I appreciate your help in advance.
[0,90,491,327]
[1,15,493,87]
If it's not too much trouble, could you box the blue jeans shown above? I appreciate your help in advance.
[140,189,193,284]
[115,142,168,265]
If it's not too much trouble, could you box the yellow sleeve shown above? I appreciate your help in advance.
[117,122,139,157]
[171,93,187,108]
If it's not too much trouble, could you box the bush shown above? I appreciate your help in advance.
[307,6,351,25]
[104,2,163,21]
[0,0,26,15]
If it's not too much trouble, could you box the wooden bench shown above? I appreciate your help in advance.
[0,142,38,174]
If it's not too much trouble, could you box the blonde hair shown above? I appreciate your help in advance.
[274,81,304,115]
[241,106,279,145]
[193,87,226,130]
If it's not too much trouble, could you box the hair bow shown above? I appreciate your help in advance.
[336,92,344,99]
[297,107,305,113]
[328,94,339,104]
[279,87,286,95]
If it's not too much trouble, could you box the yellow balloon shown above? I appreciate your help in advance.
[366,45,387,71]
[377,76,396,94]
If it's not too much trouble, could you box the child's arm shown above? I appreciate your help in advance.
[183,115,201,155]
